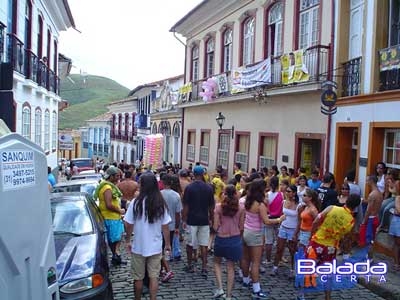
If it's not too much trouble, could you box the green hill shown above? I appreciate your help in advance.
[59,74,130,129]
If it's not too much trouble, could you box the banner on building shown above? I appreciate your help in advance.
[58,134,74,150]
[231,57,271,93]
[379,45,400,71]
[178,82,192,103]
[281,50,310,84]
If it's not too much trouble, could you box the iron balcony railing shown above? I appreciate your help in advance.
[379,44,400,91]
[5,32,61,94]
[0,22,6,62]
[341,57,362,97]
[186,44,330,103]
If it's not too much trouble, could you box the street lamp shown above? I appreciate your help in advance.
[215,112,234,139]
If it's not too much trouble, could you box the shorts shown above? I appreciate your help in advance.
[278,226,296,240]
[359,216,379,247]
[243,229,263,246]
[264,223,279,244]
[298,230,311,247]
[131,253,162,280]
[104,219,124,244]
[307,240,336,264]
[389,215,400,237]
[214,235,242,261]
[185,225,209,248]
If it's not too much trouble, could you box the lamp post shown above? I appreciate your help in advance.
[215,112,234,139]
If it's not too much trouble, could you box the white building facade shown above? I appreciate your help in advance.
[171,0,334,175]
[0,0,74,169]
[84,112,112,162]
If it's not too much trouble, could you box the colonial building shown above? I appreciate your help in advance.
[83,112,112,161]
[0,0,75,168]
[332,0,400,190]
[171,0,334,175]
[150,75,184,165]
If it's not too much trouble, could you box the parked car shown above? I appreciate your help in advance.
[70,158,95,173]
[52,179,100,200]
[50,192,113,300]
[70,172,103,182]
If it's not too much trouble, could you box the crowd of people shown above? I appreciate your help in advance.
[90,159,400,300]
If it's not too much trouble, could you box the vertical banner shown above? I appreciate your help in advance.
[281,49,310,84]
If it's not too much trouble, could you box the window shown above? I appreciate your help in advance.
[235,133,250,173]
[217,132,230,170]
[191,45,199,81]
[52,111,57,149]
[205,38,215,77]
[37,16,43,58]
[186,130,196,162]
[299,0,319,49]
[384,129,400,168]
[22,105,31,140]
[389,0,400,46]
[259,134,277,169]
[34,108,42,147]
[243,17,255,65]
[267,2,283,56]
[199,131,210,165]
[44,110,50,151]
[223,28,233,72]
[349,0,363,59]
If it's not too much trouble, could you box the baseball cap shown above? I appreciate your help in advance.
[179,169,189,177]
[193,165,204,176]
[104,166,119,179]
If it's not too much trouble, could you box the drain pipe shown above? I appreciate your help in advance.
[172,31,187,168]
[325,0,336,174]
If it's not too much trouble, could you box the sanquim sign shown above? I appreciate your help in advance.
[297,259,387,283]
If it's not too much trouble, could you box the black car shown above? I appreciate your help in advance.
[50,192,113,300]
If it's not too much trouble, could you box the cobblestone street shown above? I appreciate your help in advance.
[109,240,394,300]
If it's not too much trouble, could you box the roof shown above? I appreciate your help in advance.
[169,0,208,33]
[87,112,113,122]
[127,74,184,97]
[62,0,76,28]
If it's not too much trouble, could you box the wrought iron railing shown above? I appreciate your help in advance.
[24,49,38,81]
[7,33,24,74]
[184,44,330,103]
[0,22,6,62]
[341,57,362,97]
[379,44,400,91]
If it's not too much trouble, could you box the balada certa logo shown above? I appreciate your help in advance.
[297,259,387,283]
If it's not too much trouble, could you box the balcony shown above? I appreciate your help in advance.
[0,22,5,62]
[341,57,362,97]
[379,44,400,92]
[5,33,61,95]
[183,44,330,104]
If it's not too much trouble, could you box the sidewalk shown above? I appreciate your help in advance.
[357,251,400,300]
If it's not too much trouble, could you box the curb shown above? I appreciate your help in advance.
[358,277,400,300]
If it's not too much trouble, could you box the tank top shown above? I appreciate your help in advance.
[312,206,354,247]
[281,203,298,229]
[267,191,283,218]
[215,204,243,236]
[244,210,263,231]
[98,184,121,220]
[300,208,314,231]
[377,175,385,193]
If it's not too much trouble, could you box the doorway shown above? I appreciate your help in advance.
[294,133,326,176]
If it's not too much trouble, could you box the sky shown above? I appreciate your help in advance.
[59,0,202,90]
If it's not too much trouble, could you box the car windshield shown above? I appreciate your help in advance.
[72,159,92,167]
[51,200,93,235]
[52,183,97,197]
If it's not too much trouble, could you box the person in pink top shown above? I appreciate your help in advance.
[241,178,284,299]
[212,185,245,300]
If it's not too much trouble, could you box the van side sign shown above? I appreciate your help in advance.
[1,150,36,191]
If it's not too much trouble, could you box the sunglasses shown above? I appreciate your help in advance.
[341,188,349,190]
[286,190,293,193]
[303,194,310,198]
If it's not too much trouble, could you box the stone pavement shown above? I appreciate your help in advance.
[109,239,399,300]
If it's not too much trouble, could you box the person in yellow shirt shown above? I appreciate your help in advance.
[303,194,361,300]
[278,166,290,184]
[94,166,125,265]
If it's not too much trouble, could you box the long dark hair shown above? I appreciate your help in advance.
[245,178,266,210]
[222,184,239,217]
[288,184,299,204]
[134,172,166,223]
[305,188,321,212]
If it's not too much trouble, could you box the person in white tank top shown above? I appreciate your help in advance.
[271,184,299,278]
